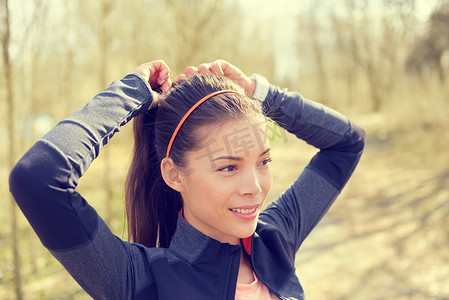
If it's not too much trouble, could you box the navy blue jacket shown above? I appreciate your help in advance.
[9,73,365,299]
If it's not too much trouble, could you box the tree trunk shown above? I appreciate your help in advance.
[100,0,114,227]
[2,0,23,299]
[309,6,329,103]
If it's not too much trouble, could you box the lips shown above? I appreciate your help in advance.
[229,207,256,214]
[228,204,261,220]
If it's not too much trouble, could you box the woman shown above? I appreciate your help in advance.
[9,60,365,299]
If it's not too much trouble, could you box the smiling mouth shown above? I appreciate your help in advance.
[229,208,256,214]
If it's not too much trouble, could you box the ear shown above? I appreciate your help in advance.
[160,158,186,193]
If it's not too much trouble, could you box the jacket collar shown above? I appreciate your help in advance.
[169,213,243,264]
[168,212,213,264]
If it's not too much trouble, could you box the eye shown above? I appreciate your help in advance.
[218,165,238,172]
[259,157,272,167]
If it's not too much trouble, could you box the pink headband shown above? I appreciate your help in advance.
[166,90,242,158]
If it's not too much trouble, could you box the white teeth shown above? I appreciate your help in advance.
[230,208,256,214]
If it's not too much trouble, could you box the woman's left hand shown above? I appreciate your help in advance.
[176,59,256,98]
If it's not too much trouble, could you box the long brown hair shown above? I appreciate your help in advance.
[125,74,263,248]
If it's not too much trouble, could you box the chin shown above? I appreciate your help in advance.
[235,224,257,239]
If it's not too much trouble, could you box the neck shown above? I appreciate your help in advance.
[237,248,255,284]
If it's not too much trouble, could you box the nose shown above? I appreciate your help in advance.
[239,169,262,196]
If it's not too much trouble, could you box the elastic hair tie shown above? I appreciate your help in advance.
[166,90,242,158]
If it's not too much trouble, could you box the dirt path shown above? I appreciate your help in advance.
[294,139,449,299]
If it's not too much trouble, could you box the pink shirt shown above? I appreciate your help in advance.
[235,272,280,300]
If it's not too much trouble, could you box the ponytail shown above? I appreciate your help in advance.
[125,108,183,248]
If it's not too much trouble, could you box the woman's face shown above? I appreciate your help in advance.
[179,119,272,245]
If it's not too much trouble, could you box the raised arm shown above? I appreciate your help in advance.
[259,84,365,252]
[9,61,171,299]
[181,59,366,254]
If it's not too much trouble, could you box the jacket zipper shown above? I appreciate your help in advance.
[223,249,239,300]
[250,243,286,300]
[252,265,285,299]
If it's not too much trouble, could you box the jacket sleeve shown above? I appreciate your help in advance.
[258,85,366,253]
[8,73,155,299]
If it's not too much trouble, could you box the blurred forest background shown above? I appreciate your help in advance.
[1,0,449,299]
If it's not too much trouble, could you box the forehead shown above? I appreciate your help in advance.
[193,118,270,158]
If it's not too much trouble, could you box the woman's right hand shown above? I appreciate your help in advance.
[177,59,256,98]
[133,60,172,108]
[133,60,172,92]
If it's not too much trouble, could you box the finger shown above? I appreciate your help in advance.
[159,68,169,77]
[215,60,243,79]
[214,59,230,74]
[185,66,199,77]
[176,74,188,81]
[157,68,170,85]
[138,61,156,74]
[138,60,170,85]
[148,64,155,76]
[151,60,170,74]
[157,75,167,85]
[133,63,153,81]
[161,77,172,92]
[198,64,211,74]
[209,62,224,76]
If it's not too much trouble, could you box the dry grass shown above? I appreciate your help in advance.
[293,78,449,299]
[1,77,448,299]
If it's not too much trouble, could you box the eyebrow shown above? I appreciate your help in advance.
[211,147,271,162]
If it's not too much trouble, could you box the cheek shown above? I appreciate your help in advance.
[185,173,231,204]
[262,171,273,194]
[209,177,236,199]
